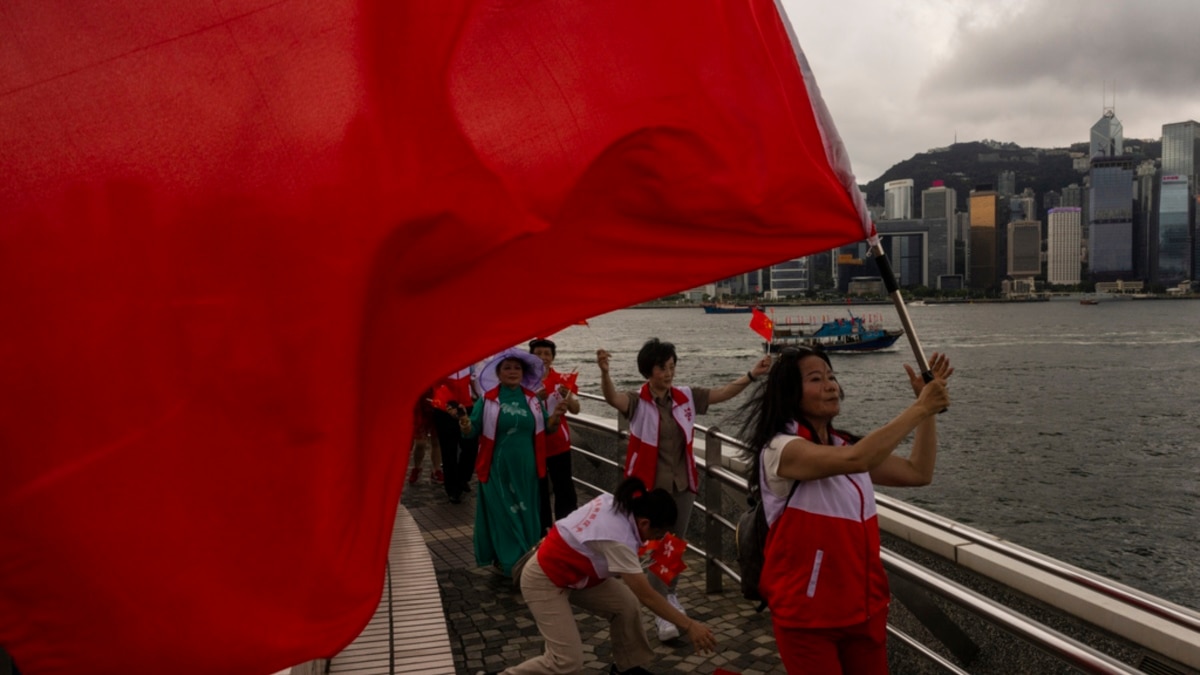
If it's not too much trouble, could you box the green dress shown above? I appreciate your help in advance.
[466,386,545,576]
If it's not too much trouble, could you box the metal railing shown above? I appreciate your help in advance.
[565,392,1193,674]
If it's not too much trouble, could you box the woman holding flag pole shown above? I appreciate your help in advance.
[737,344,952,674]
[597,338,771,642]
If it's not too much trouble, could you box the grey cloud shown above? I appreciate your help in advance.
[924,1,1200,98]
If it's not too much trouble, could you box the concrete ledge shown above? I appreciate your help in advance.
[878,508,973,562]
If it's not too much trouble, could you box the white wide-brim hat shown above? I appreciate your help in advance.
[478,348,545,393]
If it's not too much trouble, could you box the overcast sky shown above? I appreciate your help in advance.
[780,0,1200,183]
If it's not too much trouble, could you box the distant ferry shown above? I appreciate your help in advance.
[765,313,903,353]
[701,302,761,314]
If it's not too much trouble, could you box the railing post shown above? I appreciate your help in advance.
[703,427,724,594]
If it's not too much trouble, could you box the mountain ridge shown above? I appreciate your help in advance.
[860,139,1162,217]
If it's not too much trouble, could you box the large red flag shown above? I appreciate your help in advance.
[0,1,869,673]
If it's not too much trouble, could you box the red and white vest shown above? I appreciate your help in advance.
[537,494,641,589]
[624,384,698,493]
[759,421,889,629]
[474,386,547,483]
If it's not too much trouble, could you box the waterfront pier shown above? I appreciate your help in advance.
[291,404,1200,675]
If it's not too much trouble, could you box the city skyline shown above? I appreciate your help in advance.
[781,0,1200,183]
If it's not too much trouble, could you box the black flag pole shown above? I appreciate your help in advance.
[868,238,934,382]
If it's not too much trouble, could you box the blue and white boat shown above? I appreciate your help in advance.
[765,313,902,353]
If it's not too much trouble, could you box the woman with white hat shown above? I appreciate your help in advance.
[461,348,568,576]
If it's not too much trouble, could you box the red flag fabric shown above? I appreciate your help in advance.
[429,385,457,412]
[749,307,776,341]
[640,533,688,585]
[544,369,580,396]
[0,1,869,673]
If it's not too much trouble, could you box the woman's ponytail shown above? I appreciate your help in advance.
[613,477,677,529]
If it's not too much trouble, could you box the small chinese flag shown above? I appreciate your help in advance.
[429,384,456,411]
[749,307,774,341]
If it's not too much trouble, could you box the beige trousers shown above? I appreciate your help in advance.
[502,558,655,674]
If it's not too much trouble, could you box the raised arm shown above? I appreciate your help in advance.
[596,349,631,415]
[777,377,950,482]
[872,353,954,487]
[707,354,772,405]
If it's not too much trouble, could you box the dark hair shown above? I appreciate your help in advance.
[636,338,677,379]
[736,346,846,484]
[496,356,532,376]
[613,477,677,528]
[528,338,556,356]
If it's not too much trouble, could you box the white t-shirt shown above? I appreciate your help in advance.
[588,539,642,575]
[763,433,801,499]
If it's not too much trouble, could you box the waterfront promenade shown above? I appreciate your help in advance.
[333,463,1200,675]
[398,478,790,675]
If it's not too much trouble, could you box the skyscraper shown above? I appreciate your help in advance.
[997,170,1016,197]
[1061,184,1083,208]
[921,180,957,222]
[769,257,810,296]
[1047,208,1082,285]
[1158,175,1190,284]
[1159,121,1199,283]
[1162,120,1200,176]
[884,179,914,220]
[969,187,1000,292]
[1090,109,1124,158]
[1133,160,1159,283]
[1089,156,1136,281]
[1007,221,1041,279]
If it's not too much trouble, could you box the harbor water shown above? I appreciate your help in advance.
[532,299,1200,612]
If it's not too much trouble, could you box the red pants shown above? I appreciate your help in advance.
[773,611,889,675]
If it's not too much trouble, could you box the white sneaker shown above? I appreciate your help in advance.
[656,593,686,641]
[667,593,686,616]
[655,615,680,641]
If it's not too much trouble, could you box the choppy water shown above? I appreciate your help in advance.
[535,299,1200,611]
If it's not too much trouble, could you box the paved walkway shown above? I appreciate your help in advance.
[400,475,788,675]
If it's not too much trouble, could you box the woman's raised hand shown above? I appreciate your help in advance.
[596,348,611,374]
[904,352,954,397]
[750,354,772,378]
[914,377,950,416]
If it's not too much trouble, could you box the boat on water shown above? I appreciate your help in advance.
[1080,298,1100,305]
[701,302,761,314]
[765,313,903,353]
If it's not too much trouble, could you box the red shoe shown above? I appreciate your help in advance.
[407,466,421,485]
[431,469,445,484]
